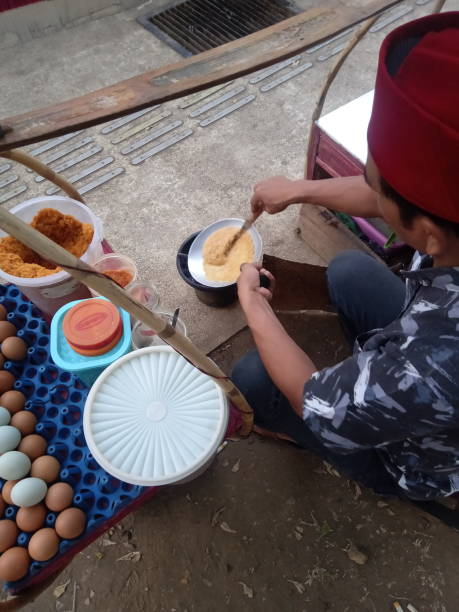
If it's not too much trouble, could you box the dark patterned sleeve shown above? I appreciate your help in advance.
[302,348,456,454]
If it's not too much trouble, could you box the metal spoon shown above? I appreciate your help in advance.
[171,307,180,329]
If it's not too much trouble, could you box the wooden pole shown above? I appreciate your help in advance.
[305,11,382,173]
[0,149,84,203]
[433,0,447,12]
[0,207,253,435]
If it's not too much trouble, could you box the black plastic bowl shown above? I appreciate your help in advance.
[176,232,238,308]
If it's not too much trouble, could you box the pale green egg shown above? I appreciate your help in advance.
[0,450,31,480]
[11,478,48,508]
[0,426,21,454]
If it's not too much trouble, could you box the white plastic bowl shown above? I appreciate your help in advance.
[83,346,228,486]
[0,196,104,316]
[0,196,104,286]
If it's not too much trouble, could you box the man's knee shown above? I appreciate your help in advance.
[231,350,270,401]
[327,250,374,301]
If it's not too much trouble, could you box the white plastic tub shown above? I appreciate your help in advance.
[83,346,229,486]
[0,196,104,317]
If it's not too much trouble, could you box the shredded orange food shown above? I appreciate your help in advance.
[0,208,94,278]
[104,269,133,287]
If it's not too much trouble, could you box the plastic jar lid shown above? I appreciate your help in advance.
[83,346,229,486]
[63,299,122,354]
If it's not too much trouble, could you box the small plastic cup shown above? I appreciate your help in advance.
[127,281,160,311]
[132,312,187,349]
[92,254,137,288]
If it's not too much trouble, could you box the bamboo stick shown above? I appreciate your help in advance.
[306,11,382,172]
[0,149,84,203]
[433,0,447,12]
[0,207,253,435]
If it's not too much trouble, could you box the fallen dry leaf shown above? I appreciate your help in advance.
[350,481,362,500]
[239,581,254,598]
[211,506,225,527]
[345,541,368,565]
[323,461,341,478]
[102,538,116,547]
[117,551,141,562]
[231,459,240,473]
[53,579,70,599]
[288,579,305,594]
[220,522,237,534]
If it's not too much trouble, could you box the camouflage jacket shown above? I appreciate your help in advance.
[302,253,459,500]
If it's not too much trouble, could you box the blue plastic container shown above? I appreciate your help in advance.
[50,298,131,386]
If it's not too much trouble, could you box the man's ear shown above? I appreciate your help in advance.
[419,216,447,257]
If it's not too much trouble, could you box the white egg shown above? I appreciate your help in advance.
[0,450,31,480]
[0,426,21,453]
[0,407,11,426]
[11,478,48,508]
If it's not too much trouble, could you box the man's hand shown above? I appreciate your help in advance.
[237,263,275,309]
[251,176,302,216]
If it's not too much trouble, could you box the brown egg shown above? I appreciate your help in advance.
[0,371,15,394]
[0,546,30,581]
[0,321,16,343]
[1,480,19,505]
[28,528,59,562]
[18,434,47,461]
[1,337,27,361]
[11,410,36,435]
[55,507,86,540]
[0,305,7,321]
[0,495,5,516]
[0,520,18,553]
[31,456,60,484]
[0,355,4,370]
[45,482,73,512]
[16,504,47,532]
[1,390,26,415]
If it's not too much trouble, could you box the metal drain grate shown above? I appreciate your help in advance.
[137,0,300,57]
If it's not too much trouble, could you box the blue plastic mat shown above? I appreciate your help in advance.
[0,285,145,591]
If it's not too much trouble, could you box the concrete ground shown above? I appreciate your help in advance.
[1,1,459,610]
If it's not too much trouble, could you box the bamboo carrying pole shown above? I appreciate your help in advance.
[306,12,381,171]
[0,207,253,435]
[0,149,84,203]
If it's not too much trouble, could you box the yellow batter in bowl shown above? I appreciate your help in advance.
[203,226,254,283]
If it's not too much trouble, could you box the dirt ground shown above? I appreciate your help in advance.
[13,312,458,612]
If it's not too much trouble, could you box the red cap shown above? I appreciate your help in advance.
[63,299,122,355]
[368,12,459,222]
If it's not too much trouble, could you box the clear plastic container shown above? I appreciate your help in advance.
[0,196,104,317]
[127,281,160,311]
[132,312,186,349]
[92,253,137,288]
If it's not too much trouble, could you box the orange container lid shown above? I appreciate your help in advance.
[63,299,122,352]
[67,325,123,356]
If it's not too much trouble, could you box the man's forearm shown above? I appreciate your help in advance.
[290,175,379,218]
[243,295,317,415]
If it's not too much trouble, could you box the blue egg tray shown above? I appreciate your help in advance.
[0,285,156,593]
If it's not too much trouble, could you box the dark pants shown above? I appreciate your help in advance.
[232,250,406,496]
